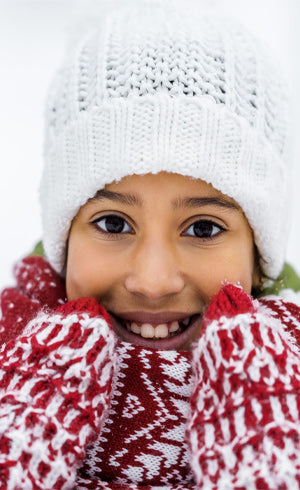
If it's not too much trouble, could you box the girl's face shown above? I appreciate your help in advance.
[66,172,258,350]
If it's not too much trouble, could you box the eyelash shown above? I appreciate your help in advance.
[92,214,226,240]
[91,214,133,240]
[182,220,225,240]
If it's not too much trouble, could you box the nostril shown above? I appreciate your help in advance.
[124,241,185,296]
[125,274,185,299]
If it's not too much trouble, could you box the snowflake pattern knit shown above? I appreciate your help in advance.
[0,257,300,489]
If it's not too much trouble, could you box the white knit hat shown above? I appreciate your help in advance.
[40,3,290,278]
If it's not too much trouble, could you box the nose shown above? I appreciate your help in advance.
[124,238,185,300]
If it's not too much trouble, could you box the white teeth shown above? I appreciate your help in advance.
[123,317,191,339]
[169,321,180,333]
[141,324,155,338]
[154,324,168,338]
[130,322,141,334]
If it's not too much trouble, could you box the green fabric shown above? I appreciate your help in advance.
[30,241,300,297]
[259,262,300,297]
[30,241,45,258]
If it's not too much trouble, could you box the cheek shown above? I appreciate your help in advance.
[220,241,255,294]
[189,240,255,298]
[66,252,91,300]
[66,236,116,301]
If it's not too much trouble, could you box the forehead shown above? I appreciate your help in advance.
[72,171,252,241]
[105,172,219,193]
[93,172,239,209]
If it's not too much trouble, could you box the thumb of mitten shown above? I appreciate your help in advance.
[187,284,300,488]
[56,296,112,325]
[0,298,116,489]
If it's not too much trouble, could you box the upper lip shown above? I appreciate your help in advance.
[111,311,199,326]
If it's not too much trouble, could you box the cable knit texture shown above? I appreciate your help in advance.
[0,257,300,489]
[41,3,290,278]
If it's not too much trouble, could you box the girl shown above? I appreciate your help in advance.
[0,3,300,489]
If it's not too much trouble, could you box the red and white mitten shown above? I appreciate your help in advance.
[0,297,116,490]
[187,284,300,489]
[0,257,67,346]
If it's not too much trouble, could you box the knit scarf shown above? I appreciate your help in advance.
[77,344,194,488]
[1,256,300,489]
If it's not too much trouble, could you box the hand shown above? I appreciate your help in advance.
[56,296,112,326]
[0,295,116,489]
[0,257,66,345]
[187,284,300,488]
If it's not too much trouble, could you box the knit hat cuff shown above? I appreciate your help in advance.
[40,94,288,277]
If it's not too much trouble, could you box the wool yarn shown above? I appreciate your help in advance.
[40,3,290,279]
[1,257,300,488]
[188,284,300,488]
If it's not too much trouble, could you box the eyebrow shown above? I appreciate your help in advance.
[92,190,239,210]
[172,196,239,210]
[92,189,142,206]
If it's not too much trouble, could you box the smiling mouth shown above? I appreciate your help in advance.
[118,316,194,339]
[109,312,202,350]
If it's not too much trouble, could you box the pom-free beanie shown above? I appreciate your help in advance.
[40,3,290,278]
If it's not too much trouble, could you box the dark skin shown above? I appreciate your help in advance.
[66,172,260,350]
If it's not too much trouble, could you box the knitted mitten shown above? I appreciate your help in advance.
[187,284,300,489]
[0,257,67,345]
[0,297,116,490]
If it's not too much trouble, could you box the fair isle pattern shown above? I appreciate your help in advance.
[260,295,300,345]
[277,288,300,307]
[187,285,300,489]
[0,297,116,489]
[1,258,300,488]
[76,482,195,490]
[0,256,66,345]
[75,481,195,490]
[77,343,195,487]
[41,5,289,279]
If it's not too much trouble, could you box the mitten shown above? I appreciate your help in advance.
[75,476,197,489]
[0,297,116,490]
[187,284,300,489]
[0,257,66,345]
[13,257,66,308]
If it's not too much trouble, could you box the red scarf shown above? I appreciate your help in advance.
[0,256,300,489]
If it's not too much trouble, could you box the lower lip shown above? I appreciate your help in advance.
[110,314,202,351]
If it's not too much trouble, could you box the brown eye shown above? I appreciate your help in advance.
[183,220,224,238]
[94,215,132,234]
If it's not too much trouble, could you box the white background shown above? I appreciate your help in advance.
[0,0,299,288]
